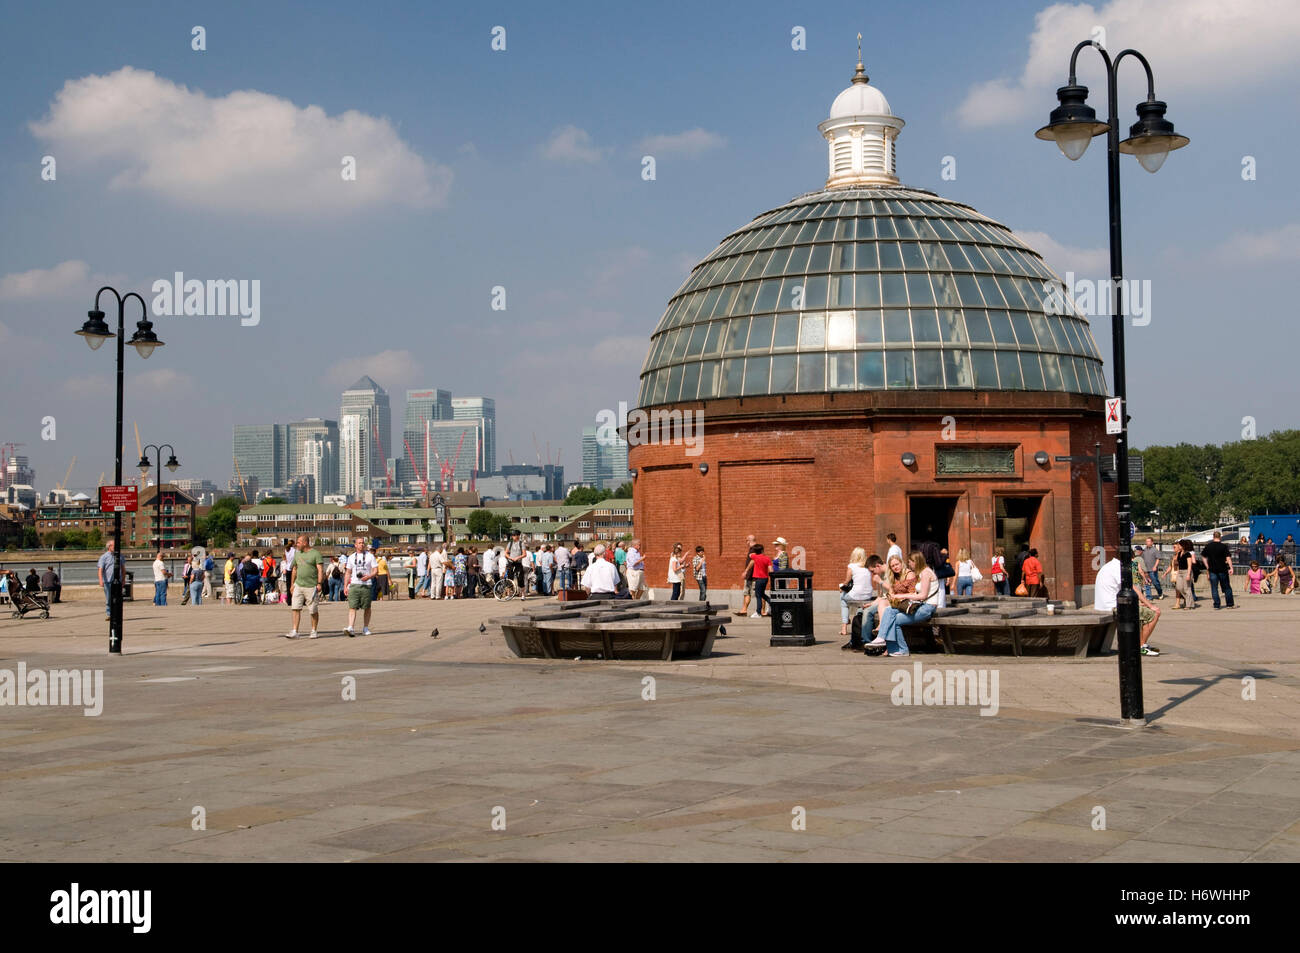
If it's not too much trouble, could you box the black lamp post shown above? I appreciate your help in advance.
[77,286,164,654]
[137,444,181,551]
[1036,41,1188,724]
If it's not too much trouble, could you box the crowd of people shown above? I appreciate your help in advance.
[71,524,1289,650]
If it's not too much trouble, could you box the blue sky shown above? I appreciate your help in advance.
[1,0,1296,493]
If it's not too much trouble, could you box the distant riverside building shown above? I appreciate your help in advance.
[477,464,565,501]
[452,397,497,475]
[428,419,484,488]
[1,453,35,494]
[127,484,198,550]
[582,426,631,491]
[400,388,452,487]
[233,423,290,489]
[630,55,1115,600]
[339,376,391,497]
[33,496,106,544]
[170,478,222,507]
[288,418,339,498]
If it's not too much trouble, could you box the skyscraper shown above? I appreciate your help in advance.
[401,388,452,488]
[288,418,339,498]
[582,426,630,491]
[233,424,289,490]
[339,376,391,496]
[428,419,483,490]
[451,397,496,475]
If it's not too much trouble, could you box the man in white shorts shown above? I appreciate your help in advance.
[284,534,324,639]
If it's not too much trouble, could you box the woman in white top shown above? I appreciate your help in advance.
[667,543,686,601]
[956,547,975,597]
[840,547,874,638]
[875,552,940,657]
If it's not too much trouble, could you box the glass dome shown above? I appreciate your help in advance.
[637,186,1107,407]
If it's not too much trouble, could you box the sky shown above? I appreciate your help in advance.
[1,0,1296,494]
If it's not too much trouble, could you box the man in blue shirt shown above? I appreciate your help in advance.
[96,540,117,620]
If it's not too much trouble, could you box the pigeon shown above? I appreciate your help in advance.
[479,623,487,633]
[430,628,439,638]
[719,625,727,636]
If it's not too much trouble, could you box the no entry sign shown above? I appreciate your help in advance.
[99,485,138,512]
[1105,397,1122,435]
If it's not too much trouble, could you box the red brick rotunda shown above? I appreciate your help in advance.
[629,54,1116,603]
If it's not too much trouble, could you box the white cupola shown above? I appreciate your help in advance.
[817,41,904,188]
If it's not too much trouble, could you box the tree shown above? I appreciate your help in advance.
[86,528,103,550]
[48,531,67,550]
[202,497,241,547]
[21,527,38,549]
[611,482,633,498]
[466,509,495,538]
[63,530,88,550]
[565,486,610,506]
[262,496,287,505]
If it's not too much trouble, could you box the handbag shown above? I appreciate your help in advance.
[970,565,983,582]
[1014,582,1028,596]
[935,563,956,579]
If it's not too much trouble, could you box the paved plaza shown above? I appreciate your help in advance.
[1,589,1298,862]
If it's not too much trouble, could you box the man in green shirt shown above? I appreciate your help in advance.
[285,534,325,639]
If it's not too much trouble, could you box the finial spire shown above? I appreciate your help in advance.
[852,33,869,85]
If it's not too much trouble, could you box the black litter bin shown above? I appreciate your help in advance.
[122,570,135,602]
[769,569,814,646]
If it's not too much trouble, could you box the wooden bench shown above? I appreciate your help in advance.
[494,601,731,661]
[897,598,1117,657]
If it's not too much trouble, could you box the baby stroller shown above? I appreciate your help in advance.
[9,586,50,619]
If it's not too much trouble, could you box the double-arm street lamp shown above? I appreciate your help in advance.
[1035,41,1189,724]
[138,444,181,551]
[77,287,165,654]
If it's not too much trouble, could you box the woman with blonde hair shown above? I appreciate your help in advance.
[667,542,686,601]
[955,547,975,597]
[839,547,874,642]
[874,552,940,657]
[862,553,915,655]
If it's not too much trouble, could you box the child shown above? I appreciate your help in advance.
[692,546,707,601]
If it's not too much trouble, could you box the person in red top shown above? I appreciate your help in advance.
[1021,547,1046,598]
[744,543,774,619]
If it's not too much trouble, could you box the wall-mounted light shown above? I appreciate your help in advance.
[901,452,916,467]
[1034,451,1050,466]
[698,462,709,475]
[629,469,638,479]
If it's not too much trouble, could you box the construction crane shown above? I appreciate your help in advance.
[0,441,25,489]
[133,422,143,486]
[446,430,468,493]
[232,454,248,503]
[98,471,106,488]
[57,457,76,491]
[403,436,430,506]
[533,433,542,465]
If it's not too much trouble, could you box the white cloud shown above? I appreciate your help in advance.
[637,128,726,158]
[1014,229,1109,277]
[540,125,606,162]
[589,246,652,296]
[30,67,452,214]
[0,260,91,300]
[590,335,648,365]
[1212,223,1300,263]
[326,350,418,390]
[135,368,194,392]
[958,0,1300,128]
